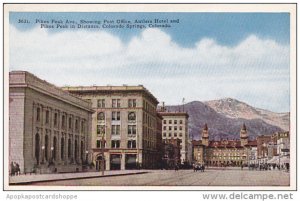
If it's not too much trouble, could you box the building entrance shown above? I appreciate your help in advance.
[95,155,105,171]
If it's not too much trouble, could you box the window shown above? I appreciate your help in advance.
[45,110,49,124]
[112,99,121,108]
[174,126,177,131]
[174,133,177,137]
[174,120,177,124]
[128,125,136,135]
[96,140,106,148]
[111,140,120,148]
[61,138,64,160]
[163,126,166,131]
[169,120,172,124]
[81,121,85,133]
[128,99,137,108]
[179,126,182,131]
[163,120,166,124]
[127,140,136,148]
[179,133,183,137]
[163,133,166,137]
[168,133,172,137]
[54,113,58,126]
[180,120,183,124]
[112,125,120,135]
[68,117,72,129]
[36,108,40,121]
[97,125,105,135]
[75,119,79,130]
[128,112,136,121]
[112,111,121,121]
[62,115,66,128]
[169,126,172,131]
[97,99,105,108]
[97,112,105,121]
[68,139,71,159]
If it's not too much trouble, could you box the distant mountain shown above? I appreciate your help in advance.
[164,98,289,140]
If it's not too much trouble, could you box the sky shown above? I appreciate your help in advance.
[9,12,290,112]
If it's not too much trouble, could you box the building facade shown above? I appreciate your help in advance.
[158,111,190,164]
[193,124,257,167]
[161,138,181,169]
[9,71,93,174]
[62,86,161,170]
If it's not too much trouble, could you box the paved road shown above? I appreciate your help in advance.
[33,169,290,186]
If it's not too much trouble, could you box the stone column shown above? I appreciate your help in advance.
[121,152,126,170]
[105,153,110,171]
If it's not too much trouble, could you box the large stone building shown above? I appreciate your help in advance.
[193,123,257,167]
[9,71,93,174]
[62,85,161,170]
[158,110,190,164]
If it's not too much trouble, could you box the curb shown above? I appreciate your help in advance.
[9,171,149,185]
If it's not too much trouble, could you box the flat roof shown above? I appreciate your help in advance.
[158,112,189,118]
[9,71,93,112]
[62,85,159,104]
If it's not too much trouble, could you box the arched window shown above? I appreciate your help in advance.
[53,137,57,160]
[128,112,136,121]
[97,112,105,121]
[61,138,65,160]
[45,135,49,161]
[35,133,40,164]
[81,141,84,161]
[68,138,72,159]
[75,140,78,162]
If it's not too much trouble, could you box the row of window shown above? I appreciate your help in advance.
[163,119,184,124]
[96,140,136,149]
[143,100,156,114]
[90,99,137,108]
[163,126,183,131]
[36,108,85,132]
[34,133,85,164]
[97,112,136,121]
[163,132,183,138]
[96,125,137,135]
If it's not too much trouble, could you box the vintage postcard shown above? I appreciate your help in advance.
[3,3,296,192]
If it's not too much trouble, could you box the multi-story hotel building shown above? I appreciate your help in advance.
[9,71,93,174]
[62,85,161,170]
[193,123,257,167]
[158,110,190,164]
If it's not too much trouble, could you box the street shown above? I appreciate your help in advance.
[31,168,290,186]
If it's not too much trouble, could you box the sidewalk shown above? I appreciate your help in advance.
[9,170,149,185]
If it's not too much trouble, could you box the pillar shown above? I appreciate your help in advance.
[121,153,126,170]
[105,153,110,171]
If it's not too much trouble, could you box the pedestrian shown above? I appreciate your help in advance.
[10,162,15,176]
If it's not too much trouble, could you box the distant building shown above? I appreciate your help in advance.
[9,71,93,174]
[62,85,161,170]
[256,135,274,163]
[158,108,190,164]
[193,123,257,167]
[161,138,181,169]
